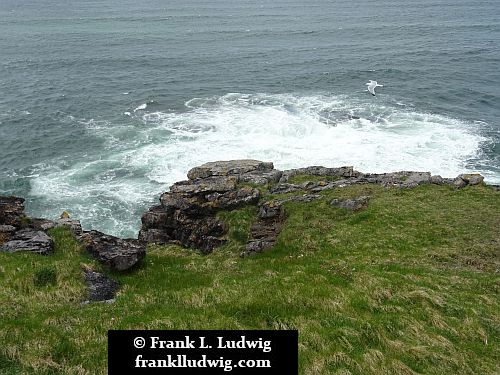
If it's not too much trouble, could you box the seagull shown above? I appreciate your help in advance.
[366,80,383,96]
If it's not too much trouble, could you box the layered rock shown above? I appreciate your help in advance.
[2,160,489,261]
[139,160,489,256]
[0,197,55,254]
[1,229,54,255]
[139,160,280,253]
[0,196,144,271]
[0,196,26,227]
[243,194,323,256]
[81,230,145,272]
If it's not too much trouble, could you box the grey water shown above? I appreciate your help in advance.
[1,0,499,237]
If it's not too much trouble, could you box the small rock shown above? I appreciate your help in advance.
[430,175,444,185]
[331,196,370,211]
[242,239,275,257]
[30,218,56,231]
[258,201,283,219]
[60,211,70,219]
[83,269,119,302]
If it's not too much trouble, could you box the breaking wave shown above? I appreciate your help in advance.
[29,92,490,237]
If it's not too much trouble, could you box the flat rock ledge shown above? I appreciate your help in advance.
[140,160,488,256]
[0,197,145,272]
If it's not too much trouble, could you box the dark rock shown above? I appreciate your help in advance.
[83,268,119,302]
[244,239,276,255]
[258,201,284,219]
[0,196,26,227]
[173,216,227,253]
[140,160,283,253]
[30,217,83,237]
[30,218,56,231]
[331,196,370,211]
[138,228,172,244]
[206,187,260,210]
[81,230,145,271]
[242,200,287,257]
[0,225,16,233]
[1,229,54,255]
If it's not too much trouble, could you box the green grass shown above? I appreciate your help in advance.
[0,184,499,374]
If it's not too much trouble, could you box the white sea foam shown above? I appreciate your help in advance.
[29,92,492,237]
[133,103,147,112]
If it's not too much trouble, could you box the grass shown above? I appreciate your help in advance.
[0,184,499,374]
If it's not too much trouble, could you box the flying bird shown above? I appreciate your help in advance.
[366,80,383,96]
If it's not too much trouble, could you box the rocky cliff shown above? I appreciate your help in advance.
[138,159,487,257]
[1,160,489,263]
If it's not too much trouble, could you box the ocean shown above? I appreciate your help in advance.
[1,0,499,237]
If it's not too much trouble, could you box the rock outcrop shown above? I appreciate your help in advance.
[0,196,55,254]
[2,160,489,261]
[140,160,488,257]
[0,196,144,271]
[139,160,281,253]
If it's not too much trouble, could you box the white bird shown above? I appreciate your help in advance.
[366,80,383,96]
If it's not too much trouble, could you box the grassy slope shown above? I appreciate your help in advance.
[0,184,499,374]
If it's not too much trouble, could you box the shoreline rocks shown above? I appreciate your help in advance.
[139,160,279,253]
[0,197,144,272]
[1,160,490,260]
[140,160,489,256]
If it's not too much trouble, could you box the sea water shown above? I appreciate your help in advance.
[1,0,499,237]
